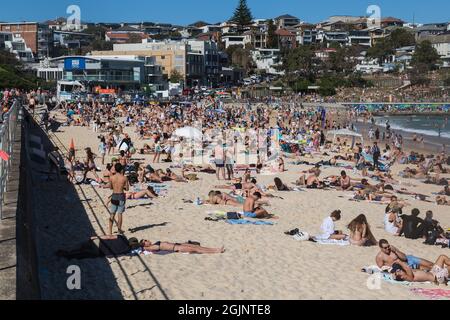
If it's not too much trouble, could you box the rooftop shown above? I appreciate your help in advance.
[276,14,299,20]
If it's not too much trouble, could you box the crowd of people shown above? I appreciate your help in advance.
[15,86,449,287]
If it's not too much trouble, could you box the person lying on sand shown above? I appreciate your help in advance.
[375,239,434,271]
[165,168,188,183]
[399,167,428,180]
[436,196,450,206]
[243,192,277,219]
[139,240,225,254]
[205,191,242,207]
[144,166,163,183]
[391,255,450,285]
[438,185,450,196]
[215,178,273,198]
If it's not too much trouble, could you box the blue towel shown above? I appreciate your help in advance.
[148,183,169,190]
[226,219,274,226]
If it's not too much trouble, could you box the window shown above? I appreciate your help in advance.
[161,55,165,59]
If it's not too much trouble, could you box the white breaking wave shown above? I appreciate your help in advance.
[374,120,450,139]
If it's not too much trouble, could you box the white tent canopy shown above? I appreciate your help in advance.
[174,126,203,141]
[327,129,364,146]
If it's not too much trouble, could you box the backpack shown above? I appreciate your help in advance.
[424,229,440,245]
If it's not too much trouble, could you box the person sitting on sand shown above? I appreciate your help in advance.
[278,157,285,172]
[139,240,225,254]
[306,171,324,189]
[243,192,276,219]
[391,255,450,285]
[315,210,347,241]
[273,177,291,191]
[385,195,406,215]
[347,214,377,246]
[376,239,434,271]
[339,170,352,190]
[384,208,403,236]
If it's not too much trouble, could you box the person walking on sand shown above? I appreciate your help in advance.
[107,163,129,236]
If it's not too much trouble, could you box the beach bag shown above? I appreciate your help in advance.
[227,212,241,220]
[424,229,440,245]
[293,231,310,241]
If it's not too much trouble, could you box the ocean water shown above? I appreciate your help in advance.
[374,115,450,139]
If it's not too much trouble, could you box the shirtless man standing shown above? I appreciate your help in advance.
[392,255,450,285]
[107,163,129,236]
[375,239,433,271]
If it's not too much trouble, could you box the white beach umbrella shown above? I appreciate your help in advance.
[174,127,203,141]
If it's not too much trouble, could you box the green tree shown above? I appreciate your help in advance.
[367,38,394,63]
[231,47,254,74]
[389,28,415,48]
[84,25,108,40]
[230,0,253,33]
[412,40,440,71]
[91,39,113,51]
[281,45,315,81]
[170,69,184,83]
[291,78,311,92]
[318,78,337,96]
[266,19,278,49]
[408,62,431,85]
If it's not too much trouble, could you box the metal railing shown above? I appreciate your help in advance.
[0,100,21,221]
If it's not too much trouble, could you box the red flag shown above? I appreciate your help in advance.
[0,149,9,161]
[69,139,75,150]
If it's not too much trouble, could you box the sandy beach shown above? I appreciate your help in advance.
[28,105,450,301]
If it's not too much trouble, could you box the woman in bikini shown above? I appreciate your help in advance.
[126,186,158,200]
[347,214,377,246]
[83,147,100,182]
[139,240,225,254]
[205,191,242,207]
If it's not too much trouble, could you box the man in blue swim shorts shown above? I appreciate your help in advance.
[376,239,434,271]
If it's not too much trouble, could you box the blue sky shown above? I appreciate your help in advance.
[0,0,449,25]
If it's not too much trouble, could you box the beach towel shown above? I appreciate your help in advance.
[410,288,450,299]
[312,239,350,246]
[130,248,174,256]
[380,273,432,286]
[226,219,274,226]
[147,183,169,190]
